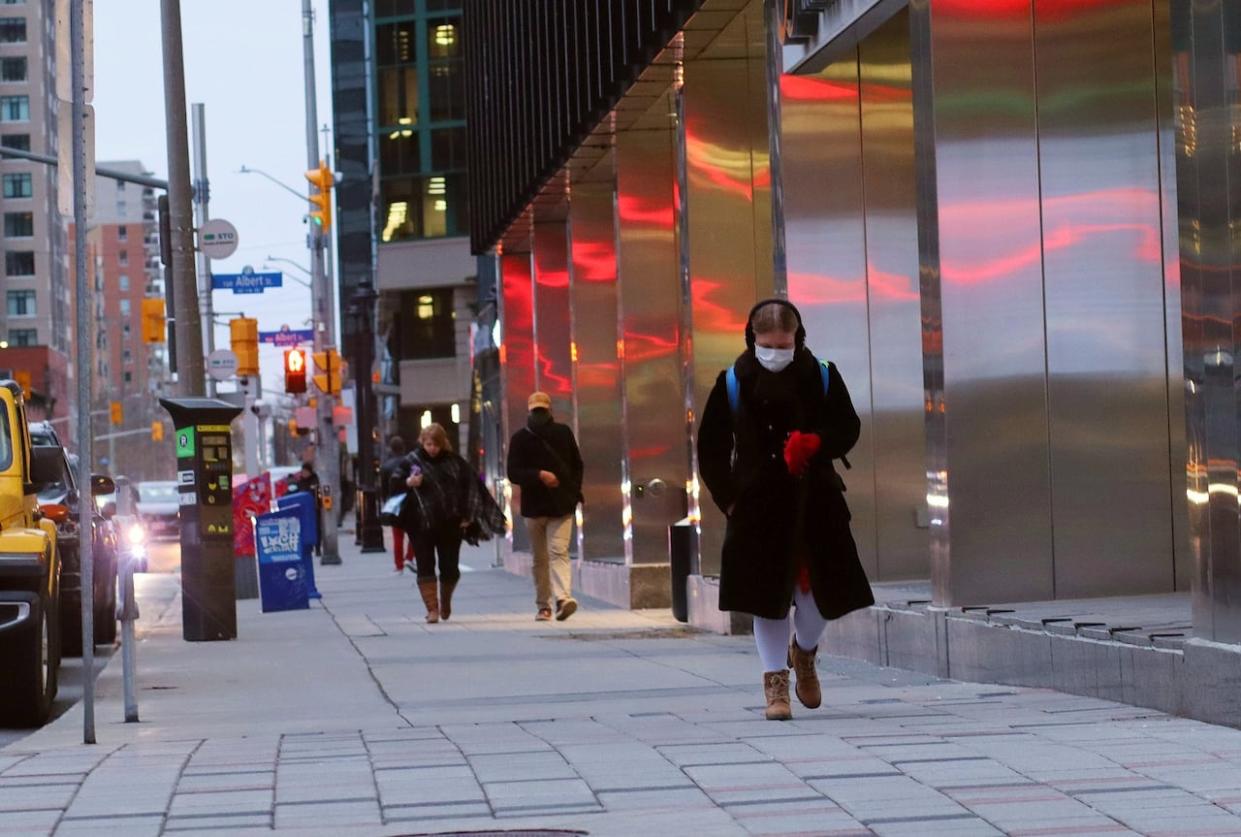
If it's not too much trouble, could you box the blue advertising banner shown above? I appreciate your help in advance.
[212,270,283,294]
[254,512,310,613]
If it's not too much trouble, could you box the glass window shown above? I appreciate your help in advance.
[7,289,35,317]
[4,211,32,237]
[380,173,465,242]
[2,172,30,198]
[376,20,416,65]
[9,328,36,347]
[374,0,414,15]
[0,94,29,121]
[379,66,418,127]
[430,127,466,170]
[0,395,12,473]
[0,17,25,43]
[427,62,463,122]
[398,288,455,360]
[379,131,420,175]
[5,250,33,276]
[427,18,460,60]
[117,224,127,241]
[119,274,129,291]
[0,56,25,82]
[1,133,29,150]
[123,371,132,383]
[119,299,130,316]
[426,0,462,10]
[118,250,128,266]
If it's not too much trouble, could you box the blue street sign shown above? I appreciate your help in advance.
[211,271,283,294]
[259,326,315,347]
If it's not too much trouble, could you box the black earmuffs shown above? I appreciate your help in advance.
[744,297,807,349]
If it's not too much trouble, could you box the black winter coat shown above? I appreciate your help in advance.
[379,454,407,501]
[506,420,584,518]
[696,349,875,621]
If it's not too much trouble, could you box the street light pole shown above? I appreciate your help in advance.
[191,103,215,396]
[302,0,341,563]
[160,0,204,397]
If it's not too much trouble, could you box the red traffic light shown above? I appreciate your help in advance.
[284,348,307,393]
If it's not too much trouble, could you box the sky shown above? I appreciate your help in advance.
[94,1,337,397]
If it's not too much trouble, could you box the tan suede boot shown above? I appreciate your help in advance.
[417,580,440,623]
[787,637,822,709]
[763,670,792,721]
[439,578,458,621]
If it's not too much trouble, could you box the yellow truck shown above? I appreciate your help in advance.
[0,381,61,725]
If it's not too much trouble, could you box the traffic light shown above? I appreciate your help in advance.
[110,401,123,426]
[229,317,259,378]
[13,370,30,398]
[151,420,164,442]
[305,160,334,232]
[284,348,307,394]
[313,348,343,395]
[141,297,166,344]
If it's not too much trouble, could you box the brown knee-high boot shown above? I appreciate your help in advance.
[439,578,458,621]
[418,580,440,623]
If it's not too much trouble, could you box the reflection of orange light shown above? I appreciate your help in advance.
[779,74,858,103]
[622,331,680,363]
[937,0,1125,19]
[629,445,671,461]
[684,125,769,201]
[617,193,673,228]
[577,361,619,389]
[691,278,752,333]
[571,240,616,282]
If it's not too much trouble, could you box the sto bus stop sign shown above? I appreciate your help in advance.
[160,397,243,642]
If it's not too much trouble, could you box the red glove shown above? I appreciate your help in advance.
[784,431,821,477]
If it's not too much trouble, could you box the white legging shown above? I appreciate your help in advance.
[754,587,828,672]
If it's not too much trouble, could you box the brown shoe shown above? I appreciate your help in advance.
[763,670,792,721]
[418,579,440,623]
[440,578,458,621]
[535,607,553,621]
[787,637,822,709]
[555,598,577,621]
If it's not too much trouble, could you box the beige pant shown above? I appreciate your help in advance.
[528,514,573,608]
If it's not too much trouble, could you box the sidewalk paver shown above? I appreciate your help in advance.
[2,537,1241,835]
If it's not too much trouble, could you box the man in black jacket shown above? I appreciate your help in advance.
[380,436,413,574]
[506,391,583,621]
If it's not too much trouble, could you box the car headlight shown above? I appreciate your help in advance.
[126,523,146,546]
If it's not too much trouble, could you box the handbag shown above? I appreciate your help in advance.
[378,492,405,526]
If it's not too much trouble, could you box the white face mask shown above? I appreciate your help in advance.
[755,345,795,373]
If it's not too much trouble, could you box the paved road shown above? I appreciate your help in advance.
[3,539,1241,835]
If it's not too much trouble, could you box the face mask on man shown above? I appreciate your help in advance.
[755,345,795,373]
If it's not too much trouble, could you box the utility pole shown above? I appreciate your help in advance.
[303,0,341,563]
[161,0,204,397]
[70,0,95,746]
[191,103,215,396]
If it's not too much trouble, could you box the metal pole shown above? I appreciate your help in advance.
[71,0,95,746]
[303,0,340,563]
[115,476,138,722]
[191,103,215,396]
[161,0,205,397]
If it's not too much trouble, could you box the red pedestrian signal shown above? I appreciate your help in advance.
[284,348,307,394]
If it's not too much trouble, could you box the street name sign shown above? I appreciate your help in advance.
[259,325,314,346]
[212,269,282,294]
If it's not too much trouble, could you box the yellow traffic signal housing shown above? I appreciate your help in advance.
[141,297,166,344]
[151,420,164,442]
[304,160,334,232]
[313,348,344,395]
[229,317,259,378]
[110,401,123,426]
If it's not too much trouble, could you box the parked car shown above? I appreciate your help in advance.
[28,423,119,656]
[136,481,180,540]
[0,384,62,725]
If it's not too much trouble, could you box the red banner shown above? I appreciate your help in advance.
[233,472,272,558]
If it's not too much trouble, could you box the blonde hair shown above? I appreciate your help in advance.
[419,422,453,453]
[750,301,800,336]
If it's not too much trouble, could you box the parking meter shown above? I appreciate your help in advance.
[159,397,244,642]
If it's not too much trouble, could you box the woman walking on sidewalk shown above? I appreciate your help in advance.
[399,424,505,623]
[697,299,875,720]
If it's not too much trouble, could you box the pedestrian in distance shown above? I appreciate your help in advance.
[380,436,414,574]
[506,391,584,622]
[697,299,875,720]
[291,462,323,557]
[398,423,505,623]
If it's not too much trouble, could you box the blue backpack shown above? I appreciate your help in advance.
[725,359,851,470]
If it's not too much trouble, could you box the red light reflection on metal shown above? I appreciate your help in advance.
[692,278,751,333]
[684,127,766,201]
[571,240,616,283]
[617,193,674,228]
[622,332,680,364]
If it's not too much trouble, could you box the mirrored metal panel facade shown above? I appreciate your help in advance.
[500,250,535,550]
[1175,1,1241,644]
[617,127,691,565]
[912,0,1056,605]
[568,180,627,563]
[532,219,576,425]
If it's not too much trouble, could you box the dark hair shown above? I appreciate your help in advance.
[389,436,406,455]
[750,302,800,336]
